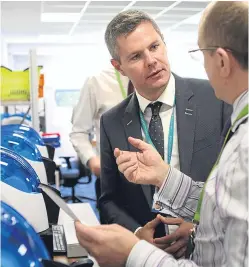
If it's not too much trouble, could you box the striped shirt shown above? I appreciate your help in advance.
[126,91,248,267]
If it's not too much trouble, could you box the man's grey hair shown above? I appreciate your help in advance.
[105,10,164,61]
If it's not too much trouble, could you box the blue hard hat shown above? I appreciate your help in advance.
[1,131,43,162]
[1,124,45,146]
[1,201,50,267]
[0,146,40,193]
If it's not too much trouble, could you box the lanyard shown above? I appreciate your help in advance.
[139,99,175,164]
[115,69,126,99]
[193,104,248,224]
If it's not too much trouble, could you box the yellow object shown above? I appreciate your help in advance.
[38,74,44,98]
[0,66,43,101]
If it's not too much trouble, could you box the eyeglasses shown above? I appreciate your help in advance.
[188,46,248,64]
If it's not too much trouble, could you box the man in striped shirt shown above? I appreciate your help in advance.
[75,2,248,266]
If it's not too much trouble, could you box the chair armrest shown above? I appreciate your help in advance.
[59,156,73,169]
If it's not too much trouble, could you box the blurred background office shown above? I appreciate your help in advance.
[1,0,210,216]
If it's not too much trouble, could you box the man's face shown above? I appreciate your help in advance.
[112,22,171,95]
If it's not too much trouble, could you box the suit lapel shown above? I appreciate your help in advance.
[174,75,196,176]
[122,94,152,208]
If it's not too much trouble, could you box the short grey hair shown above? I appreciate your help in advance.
[105,10,164,61]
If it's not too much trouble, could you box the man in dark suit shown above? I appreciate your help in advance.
[99,9,231,244]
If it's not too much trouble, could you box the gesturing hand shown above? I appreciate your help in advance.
[114,137,169,188]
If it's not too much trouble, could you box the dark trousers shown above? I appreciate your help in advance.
[95,176,101,206]
[95,176,106,224]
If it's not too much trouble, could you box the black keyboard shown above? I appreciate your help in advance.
[52,225,67,254]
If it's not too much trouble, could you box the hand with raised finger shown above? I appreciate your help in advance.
[114,137,169,188]
[154,215,193,259]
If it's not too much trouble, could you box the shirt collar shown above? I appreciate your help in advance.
[136,73,175,113]
[231,90,248,132]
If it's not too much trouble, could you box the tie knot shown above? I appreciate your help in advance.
[148,101,162,116]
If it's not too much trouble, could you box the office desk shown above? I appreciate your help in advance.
[54,255,99,266]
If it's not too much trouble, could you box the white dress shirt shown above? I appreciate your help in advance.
[135,74,180,235]
[136,74,180,169]
[70,67,129,165]
[127,90,248,267]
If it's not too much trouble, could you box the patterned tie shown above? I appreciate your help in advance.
[148,101,167,238]
[148,101,164,159]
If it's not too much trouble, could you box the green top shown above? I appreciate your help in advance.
[114,69,126,99]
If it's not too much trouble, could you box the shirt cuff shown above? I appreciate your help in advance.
[153,167,192,211]
[80,150,96,166]
[134,227,142,235]
[126,240,171,267]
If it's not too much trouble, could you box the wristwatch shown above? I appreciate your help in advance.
[185,223,197,259]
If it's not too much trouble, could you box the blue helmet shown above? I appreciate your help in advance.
[1,124,45,146]
[1,201,50,267]
[1,131,43,162]
[0,146,40,193]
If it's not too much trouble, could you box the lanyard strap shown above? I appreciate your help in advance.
[193,104,248,224]
[139,100,175,164]
[115,69,126,99]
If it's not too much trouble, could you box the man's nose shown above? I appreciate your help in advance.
[145,51,157,67]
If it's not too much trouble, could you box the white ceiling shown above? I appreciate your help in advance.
[1,0,211,56]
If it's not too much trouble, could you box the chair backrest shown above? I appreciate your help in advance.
[59,156,91,186]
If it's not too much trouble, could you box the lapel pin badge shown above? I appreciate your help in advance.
[185,108,193,116]
[127,120,132,126]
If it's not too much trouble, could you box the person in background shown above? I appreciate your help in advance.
[70,66,133,209]
[75,1,248,267]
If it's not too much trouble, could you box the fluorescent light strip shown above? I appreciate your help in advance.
[41,13,80,23]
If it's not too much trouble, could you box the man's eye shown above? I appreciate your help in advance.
[151,44,159,51]
[131,54,140,61]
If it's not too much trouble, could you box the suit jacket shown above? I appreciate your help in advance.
[99,74,232,234]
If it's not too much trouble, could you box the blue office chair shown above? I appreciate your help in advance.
[59,156,95,203]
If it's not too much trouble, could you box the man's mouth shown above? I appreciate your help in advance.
[147,69,163,78]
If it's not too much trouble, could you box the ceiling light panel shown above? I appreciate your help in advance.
[134,1,176,8]
[1,1,41,11]
[40,23,74,34]
[176,1,210,9]
[41,13,80,22]
[89,1,130,7]
[173,24,199,32]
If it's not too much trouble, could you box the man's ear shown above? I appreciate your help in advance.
[111,59,126,76]
[216,48,231,78]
